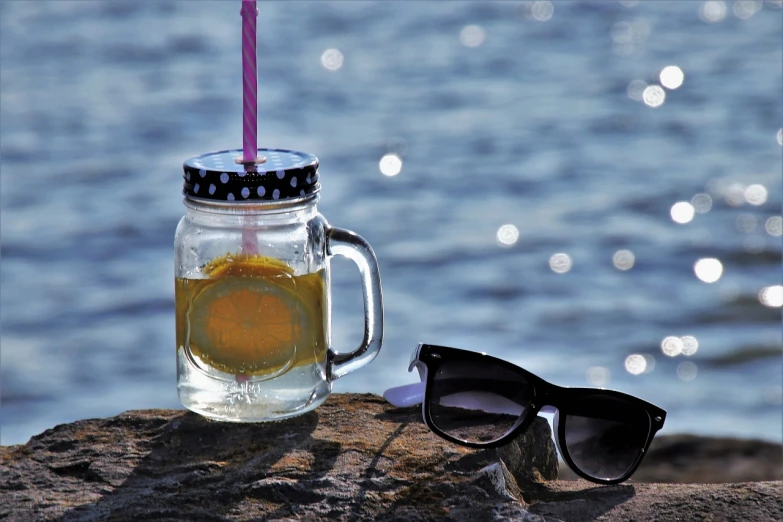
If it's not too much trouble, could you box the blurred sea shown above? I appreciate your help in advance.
[1,0,781,446]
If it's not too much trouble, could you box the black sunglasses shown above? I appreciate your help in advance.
[383,343,666,485]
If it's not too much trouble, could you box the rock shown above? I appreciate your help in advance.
[525,480,783,522]
[634,434,783,483]
[557,433,783,484]
[0,393,781,522]
[0,394,552,521]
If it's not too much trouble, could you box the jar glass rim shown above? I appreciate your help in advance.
[183,193,319,214]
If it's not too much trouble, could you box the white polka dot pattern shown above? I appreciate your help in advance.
[183,148,319,202]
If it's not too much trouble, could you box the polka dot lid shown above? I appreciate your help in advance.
[182,148,320,202]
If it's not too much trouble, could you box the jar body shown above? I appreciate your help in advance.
[174,196,332,421]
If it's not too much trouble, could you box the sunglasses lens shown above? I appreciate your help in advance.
[564,395,651,481]
[428,359,533,444]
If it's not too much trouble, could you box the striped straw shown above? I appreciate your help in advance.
[241,0,258,163]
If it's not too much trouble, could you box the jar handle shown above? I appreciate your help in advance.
[325,226,384,381]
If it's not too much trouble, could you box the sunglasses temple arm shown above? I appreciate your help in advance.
[383,381,425,407]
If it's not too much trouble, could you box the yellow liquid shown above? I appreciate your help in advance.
[176,254,326,377]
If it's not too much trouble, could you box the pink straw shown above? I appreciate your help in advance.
[241,0,258,163]
[240,1,260,256]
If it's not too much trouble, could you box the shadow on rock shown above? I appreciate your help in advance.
[526,483,637,522]
[57,410,340,521]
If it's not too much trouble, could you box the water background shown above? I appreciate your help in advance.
[1,0,781,446]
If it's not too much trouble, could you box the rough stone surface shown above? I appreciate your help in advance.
[558,433,783,484]
[1,393,781,522]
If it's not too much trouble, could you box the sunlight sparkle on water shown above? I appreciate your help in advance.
[660,66,684,90]
[777,128,783,146]
[680,336,699,356]
[586,367,610,387]
[765,216,782,236]
[759,285,783,308]
[611,21,633,44]
[496,224,519,247]
[677,361,698,381]
[724,183,746,206]
[379,154,402,177]
[733,0,763,19]
[624,354,646,375]
[529,1,554,22]
[700,1,728,23]
[460,25,485,48]
[661,336,684,357]
[735,214,758,233]
[670,201,695,224]
[694,258,723,283]
[549,253,572,274]
[691,193,713,213]
[744,184,768,206]
[612,249,635,270]
[642,354,656,373]
[642,85,665,108]
[627,80,647,101]
[320,49,344,71]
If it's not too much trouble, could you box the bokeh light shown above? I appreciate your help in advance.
[723,183,746,206]
[694,258,723,283]
[320,48,344,71]
[642,85,666,108]
[735,214,758,233]
[627,79,647,101]
[661,336,684,357]
[758,285,783,308]
[744,184,768,206]
[660,65,684,89]
[681,336,699,356]
[642,354,657,374]
[765,216,782,236]
[530,0,554,22]
[496,224,519,247]
[625,354,647,375]
[677,361,698,381]
[670,201,695,224]
[611,21,633,44]
[700,1,728,23]
[586,366,610,387]
[460,25,485,48]
[379,154,402,177]
[612,249,635,270]
[777,128,783,146]
[691,193,713,213]
[733,0,762,19]
[549,253,573,274]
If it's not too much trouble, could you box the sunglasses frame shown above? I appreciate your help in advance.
[412,343,667,485]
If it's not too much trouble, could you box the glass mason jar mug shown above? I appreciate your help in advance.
[174,148,383,421]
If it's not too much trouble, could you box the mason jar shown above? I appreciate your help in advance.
[174,148,383,422]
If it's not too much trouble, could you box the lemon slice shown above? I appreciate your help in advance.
[189,276,308,376]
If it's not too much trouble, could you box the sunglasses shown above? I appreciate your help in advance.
[383,344,666,485]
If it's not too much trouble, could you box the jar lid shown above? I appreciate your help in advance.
[182,148,320,202]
